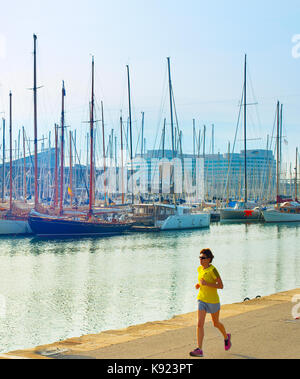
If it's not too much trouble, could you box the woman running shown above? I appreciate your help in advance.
[190,248,231,357]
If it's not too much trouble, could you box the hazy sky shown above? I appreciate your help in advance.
[0,0,299,166]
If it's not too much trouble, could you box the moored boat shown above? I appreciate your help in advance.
[0,215,32,235]
[220,55,262,223]
[0,90,32,235]
[262,202,300,223]
[262,118,299,223]
[131,204,156,226]
[154,204,210,230]
[28,55,135,238]
[220,201,262,222]
[28,210,133,237]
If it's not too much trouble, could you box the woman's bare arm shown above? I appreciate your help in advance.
[200,276,223,289]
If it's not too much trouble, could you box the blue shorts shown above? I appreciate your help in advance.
[197,300,220,314]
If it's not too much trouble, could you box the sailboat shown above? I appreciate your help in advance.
[263,201,300,222]
[262,113,300,223]
[220,55,261,222]
[131,57,210,231]
[28,56,133,237]
[0,92,32,235]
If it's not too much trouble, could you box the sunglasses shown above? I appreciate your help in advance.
[199,256,208,260]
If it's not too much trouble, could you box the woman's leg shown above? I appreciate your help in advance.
[197,310,207,349]
[211,310,227,339]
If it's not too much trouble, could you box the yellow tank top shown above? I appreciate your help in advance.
[197,264,220,304]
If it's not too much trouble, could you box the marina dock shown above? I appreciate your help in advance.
[2,288,299,360]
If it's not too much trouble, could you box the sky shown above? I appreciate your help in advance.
[0,0,300,169]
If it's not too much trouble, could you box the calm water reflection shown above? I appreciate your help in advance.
[0,223,299,353]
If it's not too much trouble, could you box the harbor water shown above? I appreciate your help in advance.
[0,222,299,353]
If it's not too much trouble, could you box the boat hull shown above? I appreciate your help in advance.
[28,214,133,237]
[0,218,32,235]
[156,213,210,230]
[220,208,261,222]
[262,210,300,223]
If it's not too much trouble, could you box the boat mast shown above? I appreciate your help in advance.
[126,65,134,204]
[295,147,298,202]
[33,34,38,209]
[89,56,95,216]
[120,113,124,204]
[69,130,73,207]
[162,118,166,158]
[227,141,230,204]
[9,92,12,212]
[280,104,283,178]
[54,124,58,208]
[17,131,20,199]
[212,124,215,155]
[212,124,215,200]
[141,112,144,157]
[203,125,206,158]
[101,101,107,205]
[22,126,27,203]
[276,101,280,204]
[193,119,196,158]
[243,54,247,204]
[167,57,176,204]
[60,81,66,215]
[167,57,175,158]
[2,118,5,203]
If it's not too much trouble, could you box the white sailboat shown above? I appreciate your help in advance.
[220,55,261,223]
[263,146,299,223]
[0,92,32,235]
[130,58,210,232]
[153,58,210,231]
[0,215,32,235]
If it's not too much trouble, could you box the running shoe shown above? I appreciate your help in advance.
[189,348,204,357]
[224,333,231,351]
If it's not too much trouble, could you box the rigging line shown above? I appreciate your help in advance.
[269,104,278,152]
[93,63,115,132]
[222,83,244,201]
[150,63,168,161]
[151,88,167,157]
[264,106,278,200]
[71,132,89,197]
[119,68,128,122]
[171,86,183,158]
[149,127,165,185]
[94,98,116,138]
[196,127,201,155]
[23,129,35,172]
[258,110,276,200]
[247,64,263,140]
[124,118,130,158]
[134,116,143,157]
[247,111,263,145]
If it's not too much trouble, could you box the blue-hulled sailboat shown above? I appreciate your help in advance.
[29,55,133,237]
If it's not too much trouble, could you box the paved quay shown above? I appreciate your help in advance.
[2,288,300,359]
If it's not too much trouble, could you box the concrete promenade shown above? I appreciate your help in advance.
[2,288,300,359]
